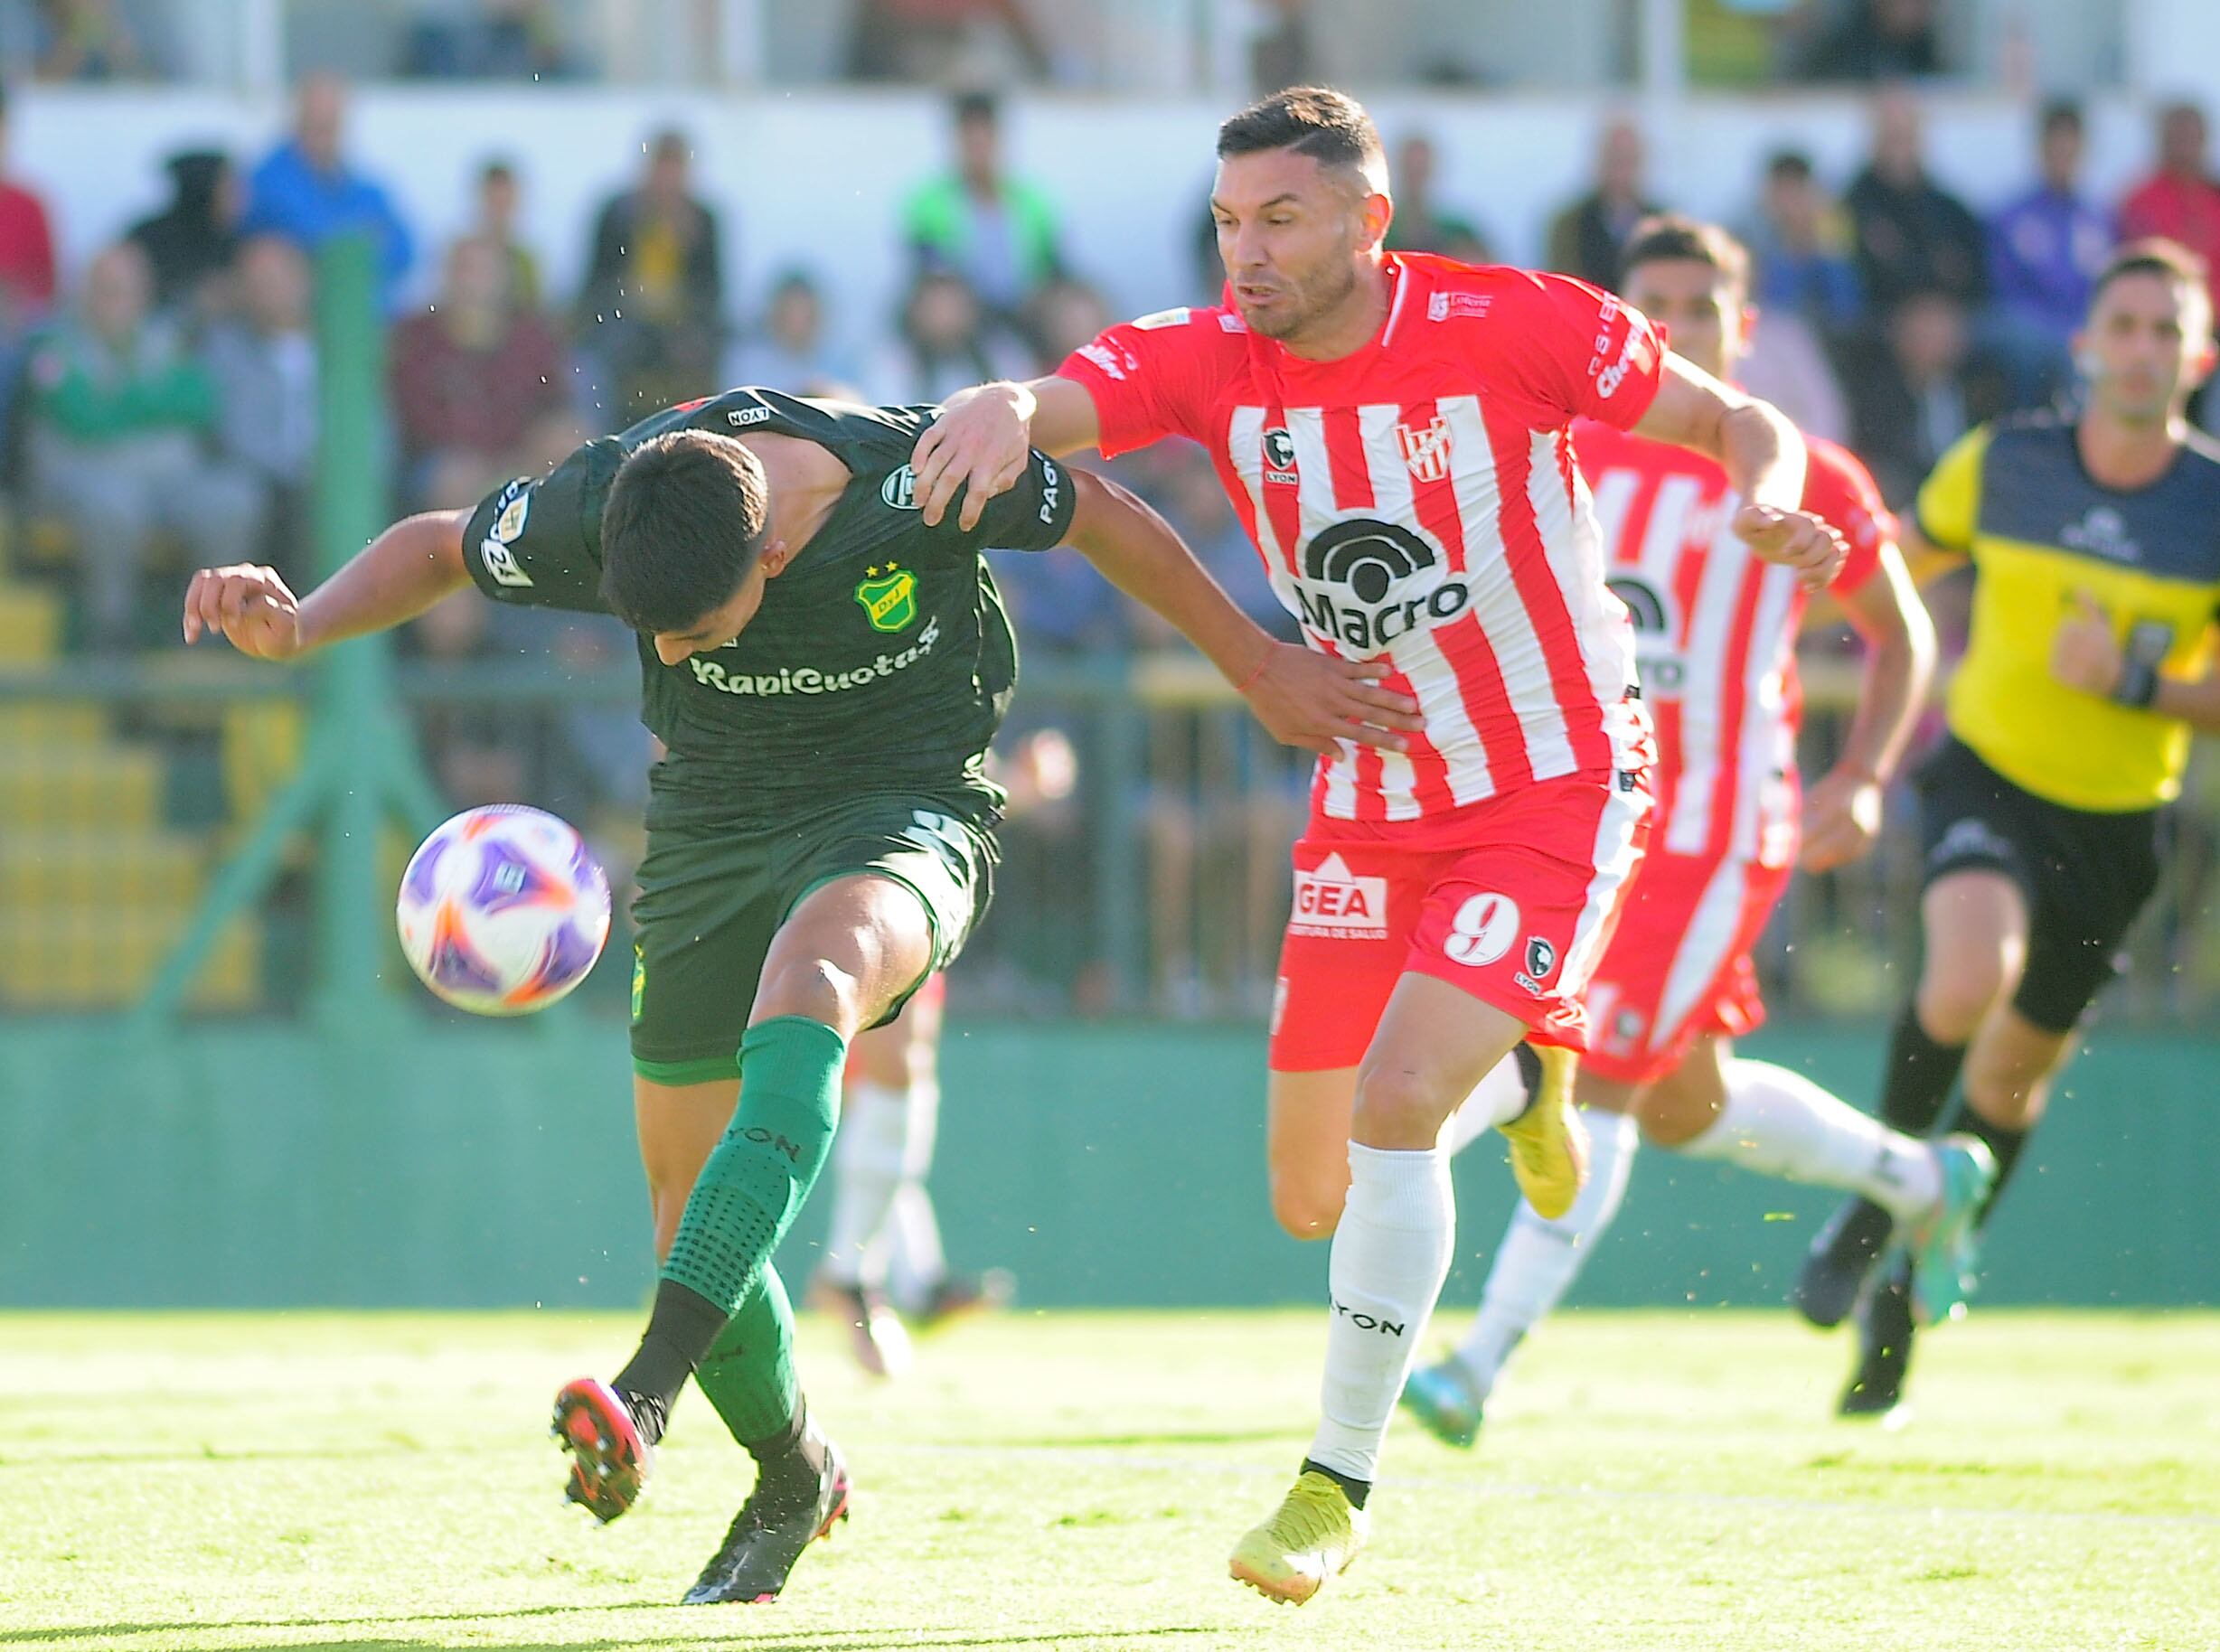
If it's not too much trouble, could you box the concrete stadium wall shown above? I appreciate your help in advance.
[1,1017,2211,1310]
[19,80,2220,354]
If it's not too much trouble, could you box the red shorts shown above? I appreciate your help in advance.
[1579,851,1792,1086]
[1268,771,1653,1072]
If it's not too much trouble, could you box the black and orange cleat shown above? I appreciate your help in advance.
[682,1426,851,1605]
[552,1376,658,1524]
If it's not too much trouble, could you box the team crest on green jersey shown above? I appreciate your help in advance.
[854,564,919,633]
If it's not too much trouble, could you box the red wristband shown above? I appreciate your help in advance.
[1235,649,1274,693]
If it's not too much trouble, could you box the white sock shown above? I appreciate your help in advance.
[1306,1143,1455,1486]
[820,1080,913,1289]
[1452,1109,1639,1399]
[887,1080,945,1308]
[1680,1059,1940,1225]
[1438,1055,1529,1157]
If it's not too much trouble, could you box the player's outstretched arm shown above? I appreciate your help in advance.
[1634,356,1845,590]
[1060,469,1420,756]
[1801,543,1936,872]
[2053,598,2220,731]
[913,377,1103,532]
[182,509,473,661]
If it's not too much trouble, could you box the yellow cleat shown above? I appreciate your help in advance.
[1228,1470,1369,1605]
[1497,1043,1588,1220]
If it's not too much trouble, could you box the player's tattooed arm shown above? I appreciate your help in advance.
[1802,545,1936,873]
[2053,596,2220,730]
[1634,356,1845,590]
[913,376,1102,532]
[183,509,473,661]
[1059,469,1421,756]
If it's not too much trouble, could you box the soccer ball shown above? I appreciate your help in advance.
[396,805,612,1015]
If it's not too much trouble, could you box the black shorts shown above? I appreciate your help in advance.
[627,792,998,1085]
[1915,737,2163,1033]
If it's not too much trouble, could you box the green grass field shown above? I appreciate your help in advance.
[4,1309,2215,1652]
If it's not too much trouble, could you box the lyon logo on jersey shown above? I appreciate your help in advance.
[1289,853,1388,939]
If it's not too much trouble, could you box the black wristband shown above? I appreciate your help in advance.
[2113,659,2160,709]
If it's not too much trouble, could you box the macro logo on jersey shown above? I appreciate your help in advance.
[1292,518,1474,652]
[1604,573,1684,695]
[1289,852,1388,939]
[1395,416,1453,483]
[854,563,919,634]
[880,465,922,511]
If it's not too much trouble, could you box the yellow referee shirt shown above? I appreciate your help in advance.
[1916,414,2220,812]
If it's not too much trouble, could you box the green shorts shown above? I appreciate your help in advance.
[627,793,997,1085]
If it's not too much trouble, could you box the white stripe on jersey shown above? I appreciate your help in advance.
[1585,466,1641,577]
[1728,564,1799,861]
[1647,855,1754,1056]
[1664,524,1753,857]
[1527,428,1628,774]
[1441,397,1581,782]
[1282,407,1339,549]
[1637,473,1706,590]
[1229,403,1358,818]
[1561,777,1654,995]
[1355,401,1430,820]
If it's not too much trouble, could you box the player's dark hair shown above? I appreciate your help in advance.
[954,89,999,127]
[1619,213,1751,295]
[599,430,772,635]
[1216,86,1383,174]
[2093,237,2211,310]
[2039,99,2084,141]
[1764,148,1814,183]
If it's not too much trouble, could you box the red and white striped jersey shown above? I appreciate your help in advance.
[1574,421,1889,867]
[1058,253,1666,840]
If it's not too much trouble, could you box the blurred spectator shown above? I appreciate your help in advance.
[1844,89,1987,316]
[1545,118,1661,288]
[1737,309,1850,446]
[404,0,572,80]
[849,0,1051,84]
[127,150,242,319]
[1023,275,1112,373]
[1798,0,1943,82]
[1842,289,2008,505]
[1744,150,1862,333]
[1987,100,2114,401]
[392,234,569,512]
[904,93,1065,326]
[200,236,316,575]
[871,269,1030,406]
[987,543,1124,658]
[577,129,725,423]
[2118,102,2220,298]
[472,158,541,313]
[404,596,528,805]
[732,269,857,392]
[1383,134,1492,263]
[0,82,56,343]
[1249,0,1315,96]
[32,0,165,81]
[241,75,414,312]
[1149,447,1292,643]
[24,242,262,652]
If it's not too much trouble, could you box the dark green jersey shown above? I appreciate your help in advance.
[460,388,1077,827]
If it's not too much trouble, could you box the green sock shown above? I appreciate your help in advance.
[693,1265,800,1446]
[662,1015,847,1319]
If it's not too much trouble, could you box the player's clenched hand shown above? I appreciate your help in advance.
[912,383,1033,531]
[1238,643,1423,756]
[2050,592,2122,698]
[1733,504,1846,590]
[182,564,306,661]
[1799,765,1886,873]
